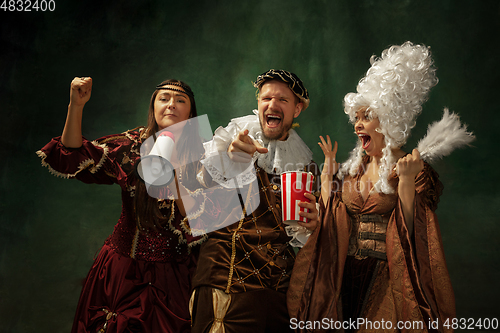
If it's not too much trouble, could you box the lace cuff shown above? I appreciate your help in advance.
[284,201,319,247]
[285,225,312,248]
[202,154,257,188]
[201,118,259,188]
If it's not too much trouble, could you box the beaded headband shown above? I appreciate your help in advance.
[253,69,310,110]
[156,81,194,97]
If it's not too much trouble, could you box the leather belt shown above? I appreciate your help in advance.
[348,213,389,261]
[359,231,386,242]
[355,248,387,261]
[358,214,389,223]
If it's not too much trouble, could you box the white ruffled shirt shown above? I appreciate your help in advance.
[201,110,315,247]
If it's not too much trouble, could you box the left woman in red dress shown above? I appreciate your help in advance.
[37,77,209,332]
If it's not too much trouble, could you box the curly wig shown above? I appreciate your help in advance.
[339,41,438,193]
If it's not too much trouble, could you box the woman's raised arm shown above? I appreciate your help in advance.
[318,135,339,207]
[396,148,424,236]
[61,77,92,148]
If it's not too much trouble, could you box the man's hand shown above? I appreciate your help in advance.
[297,192,319,231]
[227,129,268,162]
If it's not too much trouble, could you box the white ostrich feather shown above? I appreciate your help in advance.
[417,108,475,163]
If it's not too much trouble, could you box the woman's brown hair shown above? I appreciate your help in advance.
[134,79,204,230]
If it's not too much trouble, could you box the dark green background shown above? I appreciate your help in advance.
[1,0,499,332]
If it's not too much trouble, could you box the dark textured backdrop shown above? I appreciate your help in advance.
[1,1,499,332]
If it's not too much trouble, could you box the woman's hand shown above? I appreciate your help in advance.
[396,149,424,237]
[69,77,92,107]
[318,135,339,206]
[298,192,319,231]
[318,135,338,177]
[62,77,92,148]
[396,149,424,181]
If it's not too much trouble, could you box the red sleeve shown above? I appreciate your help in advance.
[37,131,141,185]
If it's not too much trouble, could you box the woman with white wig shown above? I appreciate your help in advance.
[288,42,473,332]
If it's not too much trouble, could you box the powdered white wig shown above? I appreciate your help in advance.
[339,41,438,194]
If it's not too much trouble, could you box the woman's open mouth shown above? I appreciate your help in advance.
[358,133,371,149]
[266,114,282,128]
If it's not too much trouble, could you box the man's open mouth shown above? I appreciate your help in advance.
[266,114,282,128]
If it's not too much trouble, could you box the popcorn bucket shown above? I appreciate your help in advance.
[280,171,314,224]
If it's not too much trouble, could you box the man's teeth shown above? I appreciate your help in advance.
[266,114,281,125]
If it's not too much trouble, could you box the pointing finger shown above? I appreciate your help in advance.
[252,138,268,154]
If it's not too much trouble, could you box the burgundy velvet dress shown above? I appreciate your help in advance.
[37,128,208,333]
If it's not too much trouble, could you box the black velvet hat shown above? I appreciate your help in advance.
[253,69,310,110]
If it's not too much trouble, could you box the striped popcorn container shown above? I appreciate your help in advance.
[280,171,314,224]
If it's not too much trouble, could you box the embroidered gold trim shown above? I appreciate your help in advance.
[180,191,207,235]
[98,309,117,333]
[126,184,135,197]
[37,150,96,179]
[124,126,145,141]
[130,226,140,259]
[187,234,208,249]
[105,170,117,178]
[38,128,145,180]
[162,200,186,245]
[89,141,109,173]
[189,289,196,318]
[99,135,127,144]
[36,137,110,179]
[225,183,253,293]
[166,170,209,245]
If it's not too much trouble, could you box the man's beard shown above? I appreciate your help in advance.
[259,115,293,141]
